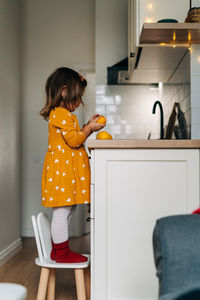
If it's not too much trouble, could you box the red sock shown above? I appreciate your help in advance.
[50,240,87,263]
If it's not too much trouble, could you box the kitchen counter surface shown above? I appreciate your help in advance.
[87,139,200,150]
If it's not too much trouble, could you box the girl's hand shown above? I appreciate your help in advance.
[89,117,105,132]
[82,114,100,129]
[87,114,100,124]
[82,116,105,138]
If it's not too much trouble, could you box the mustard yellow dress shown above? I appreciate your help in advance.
[41,107,90,207]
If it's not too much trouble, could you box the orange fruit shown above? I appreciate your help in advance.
[96,115,106,124]
[109,134,113,140]
[96,131,111,140]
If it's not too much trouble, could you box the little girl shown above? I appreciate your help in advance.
[40,67,105,263]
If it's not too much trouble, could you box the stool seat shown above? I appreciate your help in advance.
[0,283,27,300]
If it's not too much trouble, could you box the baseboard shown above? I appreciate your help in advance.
[0,238,22,267]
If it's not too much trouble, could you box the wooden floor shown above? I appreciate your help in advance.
[0,235,90,300]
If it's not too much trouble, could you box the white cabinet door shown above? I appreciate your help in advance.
[136,0,189,45]
[139,0,189,24]
[92,149,199,300]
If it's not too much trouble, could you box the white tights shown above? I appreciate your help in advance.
[51,205,76,243]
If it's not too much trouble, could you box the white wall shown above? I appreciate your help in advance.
[0,0,21,265]
[190,45,200,139]
[20,0,95,236]
[96,0,128,85]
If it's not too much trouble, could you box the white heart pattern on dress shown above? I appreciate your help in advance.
[67,198,71,202]
[55,159,59,163]
[48,178,53,182]
[81,177,85,181]
[57,145,61,151]
[62,131,66,135]
[82,190,86,194]
[56,129,61,133]
[55,186,59,190]
[61,188,65,192]
[72,180,75,184]
[62,120,66,124]
[66,160,69,164]
[63,172,66,176]
[56,171,59,175]
[50,197,53,201]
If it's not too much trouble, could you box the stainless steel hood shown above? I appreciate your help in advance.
[118,46,189,84]
[111,23,200,85]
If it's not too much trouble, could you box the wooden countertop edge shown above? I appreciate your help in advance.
[87,139,200,150]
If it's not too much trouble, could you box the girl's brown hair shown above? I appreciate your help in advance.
[40,67,87,120]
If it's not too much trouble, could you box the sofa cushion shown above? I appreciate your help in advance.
[153,215,200,296]
[158,287,200,300]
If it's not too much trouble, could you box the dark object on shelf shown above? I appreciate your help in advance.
[107,57,128,85]
[174,125,181,139]
[185,7,200,22]
[165,103,177,139]
[157,19,178,23]
[176,103,188,139]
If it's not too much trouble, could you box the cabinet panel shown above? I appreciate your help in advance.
[92,149,199,300]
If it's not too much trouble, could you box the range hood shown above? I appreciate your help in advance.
[107,23,200,85]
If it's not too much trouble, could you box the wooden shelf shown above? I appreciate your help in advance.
[140,23,200,45]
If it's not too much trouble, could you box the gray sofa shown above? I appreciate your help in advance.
[153,215,200,300]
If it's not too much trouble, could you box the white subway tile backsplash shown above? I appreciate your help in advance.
[191,45,200,76]
[96,105,106,115]
[191,124,200,139]
[105,115,115,124]
[191,92,200,108]
[191,108,200,125]
[107,125,121,135]
[96,95,115,105]
[106,105,118,114]
[191,76,200,93]
[94,50,191,139]
[96,85,106,95]
[115,95,122,105]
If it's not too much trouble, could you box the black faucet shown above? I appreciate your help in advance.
[152,101,164,139]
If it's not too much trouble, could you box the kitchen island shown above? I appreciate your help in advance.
[87,139,200,300]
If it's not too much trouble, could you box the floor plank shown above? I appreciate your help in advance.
[0,235,90,300]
